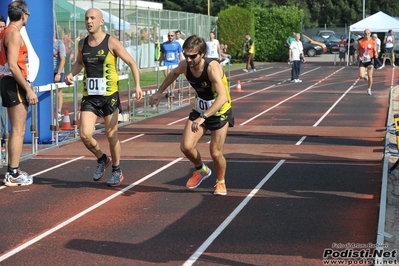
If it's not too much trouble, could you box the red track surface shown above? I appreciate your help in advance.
[0,62,396,265]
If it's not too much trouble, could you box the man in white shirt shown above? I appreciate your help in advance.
[381,29,395,68]
[205,31,221,61]
[289,33,306,83]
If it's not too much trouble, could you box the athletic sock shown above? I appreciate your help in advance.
[196,164,207,173]
[97,154,107,163]
[216,179,225,184]
[112,165,120,172]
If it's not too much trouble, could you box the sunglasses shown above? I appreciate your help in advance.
[168,35,174,37]
[183,53,199,60]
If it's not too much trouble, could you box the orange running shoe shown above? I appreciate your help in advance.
[214,182,227,196]
[186,167,212,189]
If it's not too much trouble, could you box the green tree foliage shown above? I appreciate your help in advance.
[252,6,303,62]
[217,6,254,60]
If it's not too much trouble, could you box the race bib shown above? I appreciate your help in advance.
[166,52,175,61]
[195,97,215,112]
[87,78,106,95]
[362,52,371,62]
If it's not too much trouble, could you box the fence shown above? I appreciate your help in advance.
[54,0,218,72]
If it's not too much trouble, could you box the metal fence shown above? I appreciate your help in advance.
[54,0,217,71]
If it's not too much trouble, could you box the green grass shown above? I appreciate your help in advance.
[62,63,248,102]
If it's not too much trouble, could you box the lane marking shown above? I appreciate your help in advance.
[183,159,285,266]
[0,157,183,262]
[313,77,359,127]
[120,133,145,143]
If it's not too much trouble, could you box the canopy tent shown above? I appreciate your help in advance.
[349,11,399,32]
[83,6,131,31]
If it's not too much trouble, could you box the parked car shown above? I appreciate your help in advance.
[302,34,327,54]
[311,35,328,43]
[303,42,324,57]
[317,30,335,39]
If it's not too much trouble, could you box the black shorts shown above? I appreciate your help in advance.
[81,92,122,117]
[189,108,235,131]
[0,76,29,107]
[359,60,374,68]
[385,47,394,53]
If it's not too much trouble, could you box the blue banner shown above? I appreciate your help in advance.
[1,0,53,142]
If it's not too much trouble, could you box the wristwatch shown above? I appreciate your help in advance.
[200,113,208,119]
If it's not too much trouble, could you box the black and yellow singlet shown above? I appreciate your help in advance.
[82,34,118,97]
[186,58,232,116]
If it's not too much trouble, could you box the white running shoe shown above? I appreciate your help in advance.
[290,79,297,83]
[296,79,302,83]
[367,89,372,95]
[3,171,33,186]
[393,64,396,68]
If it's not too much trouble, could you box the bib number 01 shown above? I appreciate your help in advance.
[195,97,215,112]
[87,78,106,95]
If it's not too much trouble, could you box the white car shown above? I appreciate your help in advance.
[317,30,335,39]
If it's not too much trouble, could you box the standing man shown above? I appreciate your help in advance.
[65,8,143,186]
[159,30,183,97]
[285,32,296,64]
[205,31,221,62]
[243,33,255,72]
[381,29,395,68]
[289,33,305,83]
[372,33,383,69]
[358,29,377,96]
[338,35,347,65]
[150,35,234,196]
[53,35,66,121]
[0,0,38,186]
[0,15,6,147]
[175,30,185,49]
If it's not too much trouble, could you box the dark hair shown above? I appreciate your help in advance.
[183,35,207,55]
[8,0,28,21]
[175,30,181,34]
[0,15,5,23]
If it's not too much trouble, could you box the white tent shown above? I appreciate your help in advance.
[83,7,130,30]
[349,11,399,32]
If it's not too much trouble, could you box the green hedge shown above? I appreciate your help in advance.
[218,5,303,62]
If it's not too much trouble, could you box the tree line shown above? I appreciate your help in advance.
[148,0,399,28]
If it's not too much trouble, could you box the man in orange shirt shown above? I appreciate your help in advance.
[357,29,377,95]
[0,0,38,186]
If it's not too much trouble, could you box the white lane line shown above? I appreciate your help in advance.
[240,67,342,126]
[0,156,85,190]
[313,78,359,127]
[183,159,285,266]
[295,136,307,145]
[120,133,145,143]
[0,157,183,262]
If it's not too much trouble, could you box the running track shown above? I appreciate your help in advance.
[0,62,397,266]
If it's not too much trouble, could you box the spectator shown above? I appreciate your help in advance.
[372,34,383,69]
[243,33,255,72]
[205,31,221,62]
[381,29,395,68]
[285,32,296,64]
[0,15,6,142]
[220,44,231,66]
[1,0,38,186]
[338,35,347,65]
[63,28,74,74]
[53,35,66,121]
[159,30,183,97]
[348,37,356,66]
[175,30,184,48]
[289,33,305,82]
